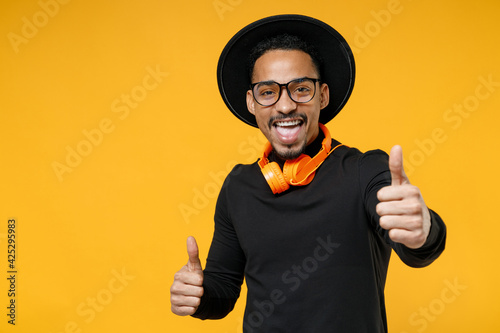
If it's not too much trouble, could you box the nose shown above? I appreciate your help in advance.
[274,86,297,114]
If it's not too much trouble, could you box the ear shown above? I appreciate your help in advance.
[246,90,256,115]
[319,83,330,110]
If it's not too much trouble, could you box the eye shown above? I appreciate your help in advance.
[295,86,312,93]
[260,89,276,96]
[292,84,313,96]
[256,84,279,98]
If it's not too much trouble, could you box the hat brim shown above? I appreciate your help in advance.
[217,14,355,127]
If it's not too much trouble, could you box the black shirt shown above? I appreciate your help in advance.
[193,134,446,332]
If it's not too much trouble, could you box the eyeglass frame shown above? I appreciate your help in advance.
[249,77,321,107]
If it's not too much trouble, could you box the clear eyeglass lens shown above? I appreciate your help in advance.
[254,83,280,105]
[289,79,315,102]
[253,78,316,106]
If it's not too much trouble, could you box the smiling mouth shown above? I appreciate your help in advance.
[274,119,303,127]
[272,118,305,144]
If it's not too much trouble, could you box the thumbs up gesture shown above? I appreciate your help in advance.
[376,146,431,249]
[170,236,204,316]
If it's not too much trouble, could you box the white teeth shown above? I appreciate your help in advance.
[275,120,301,127]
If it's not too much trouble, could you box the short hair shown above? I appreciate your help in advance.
[247,34,324,82]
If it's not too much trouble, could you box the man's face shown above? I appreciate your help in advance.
[246,50,330,160]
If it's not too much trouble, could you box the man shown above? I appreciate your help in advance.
[170,15,446,332]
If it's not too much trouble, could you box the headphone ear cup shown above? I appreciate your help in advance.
[261,162,290,194]
[283,155,315,186]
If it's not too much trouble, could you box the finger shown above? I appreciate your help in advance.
[171,283,204,298]
[186,236,202,272]
[378,214,421,232]
[172,295,202,308]
[171,304,198,316]
[389,145,409,186]
[387,228,426,249]
[170,286,204,304]
[378,184,422,205]
[174,269,204,286]
[377,186,404,202]
[376,199,423,216]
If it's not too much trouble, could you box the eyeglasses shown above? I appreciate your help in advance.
[250,77,320,107]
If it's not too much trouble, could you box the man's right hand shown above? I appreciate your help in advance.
[170,236,204,316]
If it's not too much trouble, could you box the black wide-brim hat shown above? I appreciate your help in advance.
[217,14,355,127]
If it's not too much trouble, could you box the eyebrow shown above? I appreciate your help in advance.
[254,80,277,86]
[254,77,310,86]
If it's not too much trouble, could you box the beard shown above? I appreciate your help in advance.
[268,113,308,160]
[273,140,307,160]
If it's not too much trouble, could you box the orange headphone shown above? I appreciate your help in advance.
[258,124,343,194]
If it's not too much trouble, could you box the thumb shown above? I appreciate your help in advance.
[389,145,409,186]
[186,236,202,271]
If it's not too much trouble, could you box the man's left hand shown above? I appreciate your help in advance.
[376,145,431,249]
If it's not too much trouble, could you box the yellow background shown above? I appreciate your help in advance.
[1,0,499,332]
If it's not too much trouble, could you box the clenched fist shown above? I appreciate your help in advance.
[170,236,204,316]
[376,145,431,249]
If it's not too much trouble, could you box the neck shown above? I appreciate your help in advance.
[304,128,325,157]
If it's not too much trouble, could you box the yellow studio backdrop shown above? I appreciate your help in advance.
[0,0,499,332]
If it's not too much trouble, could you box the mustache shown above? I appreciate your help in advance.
[268,113,308,128]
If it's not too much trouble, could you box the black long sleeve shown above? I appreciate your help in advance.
[192,139,446,332]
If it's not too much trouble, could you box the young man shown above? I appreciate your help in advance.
[170,15,446,332]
